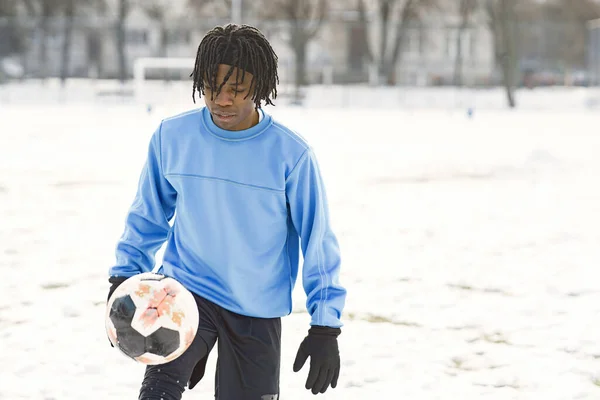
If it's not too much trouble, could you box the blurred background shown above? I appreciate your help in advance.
[1,0,600,109]
[2,1,600,399]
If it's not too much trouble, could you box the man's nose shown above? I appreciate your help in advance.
[214,89,233,106]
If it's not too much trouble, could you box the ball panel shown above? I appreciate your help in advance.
[130,282,161,308]
[109,295,137,329]
[146,286,168,309]
[134,354,159,365]
[130,303,161,337]
[162,348,186,363]
[183,327,196,349]
[107,325,118,346]
[135,352,170,365]
[146,327,180,357]
[139,308,160,330]
[116,326,146,358]
[154,293,188,331]
[161,278,182,295]
[156,292,175,318]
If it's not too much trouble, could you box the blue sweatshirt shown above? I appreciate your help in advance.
[109,107,346,328]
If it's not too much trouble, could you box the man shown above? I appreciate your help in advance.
[108,24,346,399]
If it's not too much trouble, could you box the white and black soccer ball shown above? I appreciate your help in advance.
[105,272,199,365]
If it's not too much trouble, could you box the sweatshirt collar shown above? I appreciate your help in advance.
[201,107,271,141]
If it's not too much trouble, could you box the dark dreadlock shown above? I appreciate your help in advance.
[191,24,279,108]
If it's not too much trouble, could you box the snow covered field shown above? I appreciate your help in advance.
[1,81,600,399]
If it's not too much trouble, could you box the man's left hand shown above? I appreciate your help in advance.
[293,326,341,395]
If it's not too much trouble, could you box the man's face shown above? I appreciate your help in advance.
[203,64,257,131]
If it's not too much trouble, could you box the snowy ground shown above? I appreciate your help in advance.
[1,81,600,399]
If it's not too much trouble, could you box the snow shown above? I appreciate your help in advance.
[0,80,599,399]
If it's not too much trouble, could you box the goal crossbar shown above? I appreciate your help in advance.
[133,57,196,100]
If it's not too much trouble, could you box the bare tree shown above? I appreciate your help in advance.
[0,1,17,16]
[499,0,517,107]
[0,0,20,82]
[485,0,518,107]
[20,0,55,80]
[217,0,243,21]
[356,0,373,65]
[115,0,131,83]
[138,0,193,82]
[362,0,437,85]
[16,0,97,81]
[57,0,106,84]
[453,0,476,86]
[38,0,61,80]
[140,1,171,58]
[141,0,203,58]
[5,0,38,79]
[58,0,74,85]
[0,0,21,57]
[187,0,226,19]
[258,0,328,103]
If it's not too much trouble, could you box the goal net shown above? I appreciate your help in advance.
[133,57,196,105]
[131,56,334,107]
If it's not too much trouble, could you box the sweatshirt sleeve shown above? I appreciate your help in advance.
[109,123,177,278]
[285,148,347,328]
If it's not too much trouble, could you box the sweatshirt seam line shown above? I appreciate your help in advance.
[318,175,328,326]
[158,121,164,173]
[315,170,327,326]
[285,150,309,183]
[271,123,309,148]
[162,109,201,122]
[165,173,284,193]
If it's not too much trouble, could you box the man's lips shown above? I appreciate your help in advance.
[213,111,235,118]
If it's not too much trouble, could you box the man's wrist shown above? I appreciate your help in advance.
[108,275,128,285]
[308,325,341,337]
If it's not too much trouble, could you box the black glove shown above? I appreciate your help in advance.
[107,276,128,302]
[293,326,341,395]
[106,276,128,347]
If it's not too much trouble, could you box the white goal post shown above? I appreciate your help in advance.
[586,19,600,108]
[133,57,196,101]
[131,56,337,104]
[588,19,600,86]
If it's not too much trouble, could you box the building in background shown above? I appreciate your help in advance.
[0,0,597,87]
[588,18,600,86]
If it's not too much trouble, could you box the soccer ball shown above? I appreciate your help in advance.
[105,272,199,365]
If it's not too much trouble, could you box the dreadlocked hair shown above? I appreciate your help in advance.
[191,24,279,108]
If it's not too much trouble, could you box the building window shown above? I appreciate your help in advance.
[461,30,471,59]
[126,30,148,45]
[418,26,426,55]
[446,28,473,59]
[167,30,191,45]
[402,28,421,55]
[446,29,456,57]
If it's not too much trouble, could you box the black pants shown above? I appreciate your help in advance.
[138,293,281,400]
